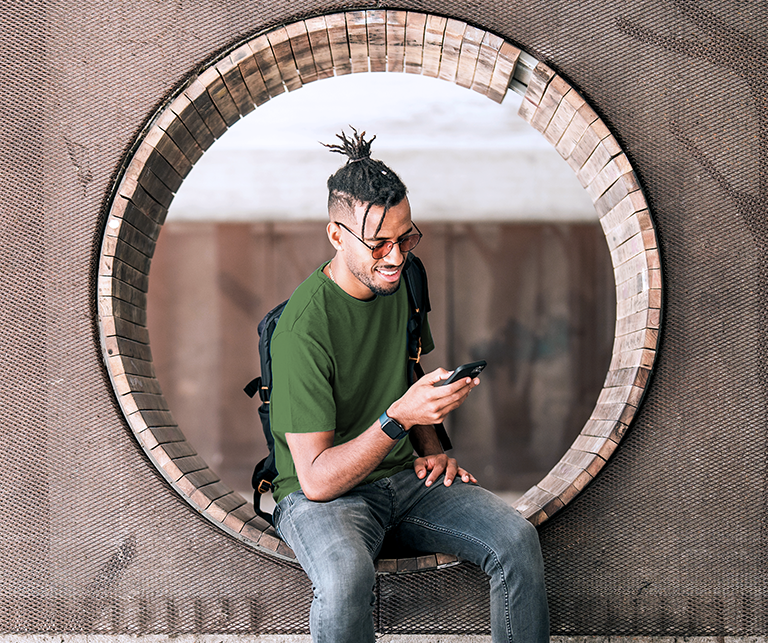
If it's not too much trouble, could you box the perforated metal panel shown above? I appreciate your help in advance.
[1,0,766,636]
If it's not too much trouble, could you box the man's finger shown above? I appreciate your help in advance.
[457,468,477,484]
[414,458,429,479]
[442,458,459,486]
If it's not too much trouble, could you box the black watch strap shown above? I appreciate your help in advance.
[378,411,408,441]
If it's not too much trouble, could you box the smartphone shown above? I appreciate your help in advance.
[435,360,487,386]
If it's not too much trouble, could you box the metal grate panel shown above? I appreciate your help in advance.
[1,0,766,635]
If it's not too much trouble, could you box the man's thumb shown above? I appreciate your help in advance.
[429,368,452,385]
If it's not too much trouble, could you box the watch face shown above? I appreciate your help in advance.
[380,413,406,440]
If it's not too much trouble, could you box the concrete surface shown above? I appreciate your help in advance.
[1,636,766,643]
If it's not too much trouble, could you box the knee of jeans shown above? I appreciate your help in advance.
[486,514,544,572]
[313,548,376,606]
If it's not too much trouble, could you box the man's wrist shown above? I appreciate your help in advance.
[378,411,408,441]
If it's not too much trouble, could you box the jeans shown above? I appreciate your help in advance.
[273,468,550,643]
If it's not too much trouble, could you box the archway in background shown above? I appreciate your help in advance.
[98,11,661,568]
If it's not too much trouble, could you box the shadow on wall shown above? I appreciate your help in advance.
[147,219,615,496]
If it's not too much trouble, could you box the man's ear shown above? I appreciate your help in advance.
[327,221,343,251]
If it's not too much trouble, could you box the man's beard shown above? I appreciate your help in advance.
[347,258,402,297]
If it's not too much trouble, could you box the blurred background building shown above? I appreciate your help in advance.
[146,72,615,501]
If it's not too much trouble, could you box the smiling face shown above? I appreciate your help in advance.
[327,196,414,300]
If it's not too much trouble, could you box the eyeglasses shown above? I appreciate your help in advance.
[334,221,423,260]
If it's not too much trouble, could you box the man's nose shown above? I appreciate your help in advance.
[382,241,404,264]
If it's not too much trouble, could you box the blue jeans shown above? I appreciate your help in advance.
[273,468,549,643]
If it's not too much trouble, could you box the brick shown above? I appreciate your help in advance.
[113,371,162,398]
[556,103,598,159]
[240,514,269,539]
[198,65,241,126]
[105,351,155,381]
[168,93,216,150]
[134,409,176,428]
[576,140,613,188]
[208,491,247,523]
[257,529,281,552]
[385,10,407,72]
[604,365,652,390]
[612,328,659,355]
[594,173,642,217]
[567,123,602,172]
[404,11,427,74]
[155,109,204,164]
[571,434,616,461]
[215,55,256,116]
[184,77,228,137]
[277,541,296,559]
[616,289,661,319]
[376,558,398,573]
[487,40,519,103]
[285,21,317,84]
[456,25,484,88]
[471,31,503,97]
[597,384,646,407]
[422,14,447,78]
[103,290,147,324]
[438,18,466,82]
[346,11,369,73]
[600,190,648,233]
[267,27,302,92]
[525,62,556,106]
[223,503,257,533]
[582,418,628,442]
[135,129,188,188]
[587,153,633,200]
[325,13,352,76]
[305,16,334,80]
[231,42,270,106]
[608,347,656,371]
[543,87,580,146]
[435,553,459,566]
[366,10,387,72]
[249,35,285,97]
[615,308,661,337]
[417,554,438,570]
[530,75,568,134]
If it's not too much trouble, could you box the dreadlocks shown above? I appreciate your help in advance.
[323,127,408,237]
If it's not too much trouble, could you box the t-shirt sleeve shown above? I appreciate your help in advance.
[270,328,336,435]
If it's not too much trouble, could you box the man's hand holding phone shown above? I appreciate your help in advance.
[434,360,487,387]
[386,361,485,430]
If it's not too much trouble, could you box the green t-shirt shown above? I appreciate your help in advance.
[269,263,434,504]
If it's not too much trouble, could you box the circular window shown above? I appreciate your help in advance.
[98,11,661,569]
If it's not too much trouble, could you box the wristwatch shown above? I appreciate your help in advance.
[379,411,408,441]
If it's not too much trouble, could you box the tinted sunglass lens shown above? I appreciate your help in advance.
[372,242,393,260]
[401,234,420,252]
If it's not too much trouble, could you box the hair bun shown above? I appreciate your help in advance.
[322,126,376,163]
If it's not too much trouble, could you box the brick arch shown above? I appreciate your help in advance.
[98,10,661,570]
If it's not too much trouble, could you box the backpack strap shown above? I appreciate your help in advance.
[244,299,289,526]
[403,255,453,452]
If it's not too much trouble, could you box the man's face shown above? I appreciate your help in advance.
[337,197,414,300]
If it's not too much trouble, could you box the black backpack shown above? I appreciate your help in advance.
[244,254,452,525]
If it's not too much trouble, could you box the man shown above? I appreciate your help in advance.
[269,128,549,643]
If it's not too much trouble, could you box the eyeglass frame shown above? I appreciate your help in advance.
[333,220,423,260]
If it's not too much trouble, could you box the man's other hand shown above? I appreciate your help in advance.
[414,453,478,487]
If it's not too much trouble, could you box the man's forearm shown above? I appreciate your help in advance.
[408,424,443,457]
[288,420,400,502]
